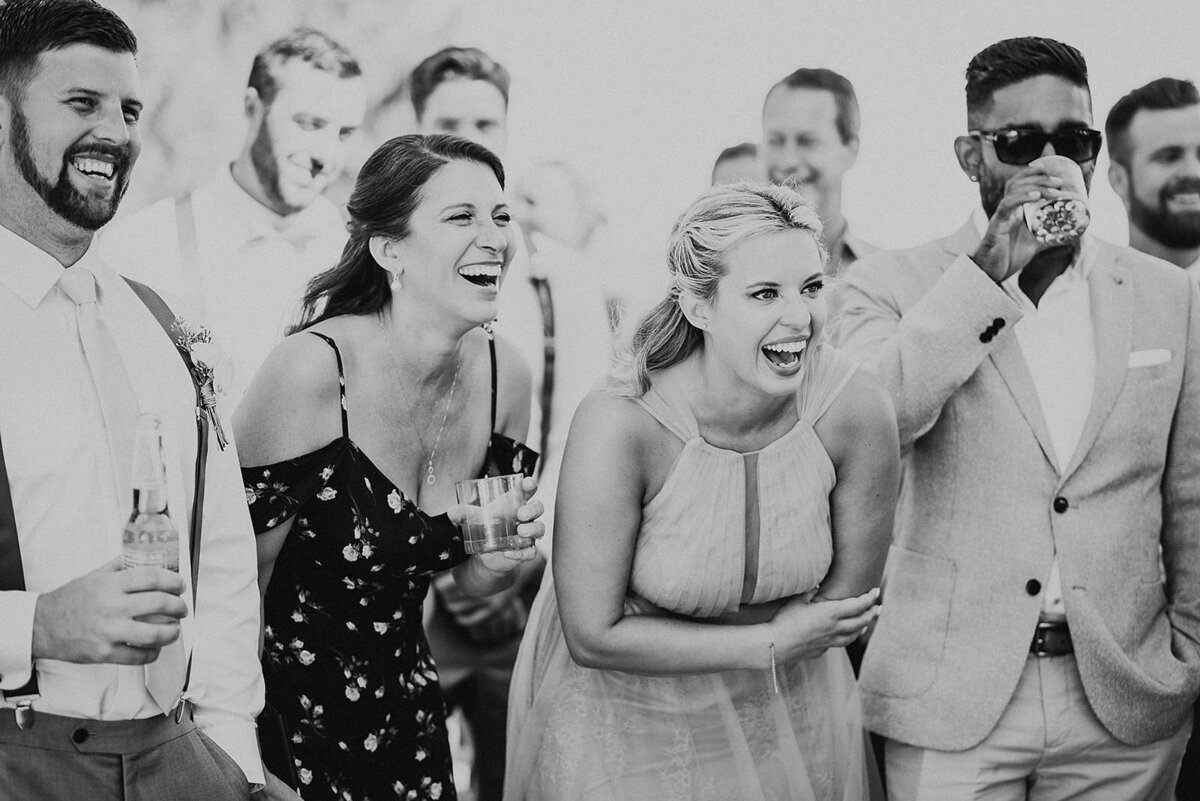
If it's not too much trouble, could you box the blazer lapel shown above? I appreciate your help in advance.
[1062,245,1131,481]
[989,330,1060,470]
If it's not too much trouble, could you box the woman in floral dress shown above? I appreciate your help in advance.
[235,134,543,801]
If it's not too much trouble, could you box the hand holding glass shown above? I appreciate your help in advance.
[455,474,539,555]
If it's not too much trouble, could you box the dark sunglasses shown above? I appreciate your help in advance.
[969,127,1103,166]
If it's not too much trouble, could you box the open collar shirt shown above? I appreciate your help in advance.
[973,208,1098,621]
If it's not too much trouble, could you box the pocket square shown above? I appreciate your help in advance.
[1128,348,1171,368]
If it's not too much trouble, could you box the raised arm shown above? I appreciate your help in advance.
[834,249,1023,448]
[554,391,877,674]
[812,368,900,601]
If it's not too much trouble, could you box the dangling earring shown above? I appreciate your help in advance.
[390,270,403,291]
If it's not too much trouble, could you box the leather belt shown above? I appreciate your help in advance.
[1030,621,1073,656]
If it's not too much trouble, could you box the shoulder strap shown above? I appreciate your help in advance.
[0,429,25,592]
[173,194,207,319]
[123,278,207,607]
[487,331,498,434]
[307,332,350,440]
[124,276,210,717]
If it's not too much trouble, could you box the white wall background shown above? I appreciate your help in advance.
[437,0,1200,286]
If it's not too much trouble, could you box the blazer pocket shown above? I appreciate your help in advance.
[860,546,956,699]
[1128,349,1171,368]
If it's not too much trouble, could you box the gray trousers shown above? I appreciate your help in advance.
[0,707,249,801]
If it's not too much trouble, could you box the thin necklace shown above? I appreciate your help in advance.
[395,341,463,488]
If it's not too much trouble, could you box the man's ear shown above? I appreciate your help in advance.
[954,135,983,183]
[0,93,11,147]
[244,87,265,126]
[1108,161,1132,210]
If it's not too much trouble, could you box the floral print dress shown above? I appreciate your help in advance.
[243,332,537,801]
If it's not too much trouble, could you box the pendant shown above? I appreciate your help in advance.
[426,471,436,485]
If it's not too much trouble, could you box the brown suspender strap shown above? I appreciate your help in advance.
[0,426,38,699]
[122,277,208,716]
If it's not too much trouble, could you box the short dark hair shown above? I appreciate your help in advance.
[1105,77,1200,168]
[294,134,506,330]
[965,37,1089,125]
[765,68,859,144]
[0,0,137,101]
[409,46,510,120]
[247,28,361,108]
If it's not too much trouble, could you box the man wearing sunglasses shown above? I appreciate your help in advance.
[833,37,1200,799]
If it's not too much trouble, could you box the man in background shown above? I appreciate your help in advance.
[711,141,763,185]
[1106,77,1200,275]
[0,1,264,797]
[762,67,877,275]
[1105,75,1200,801]
[101,28,366,407]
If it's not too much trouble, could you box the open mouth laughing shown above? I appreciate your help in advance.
[458,261,503,289]
[762,338,807,372]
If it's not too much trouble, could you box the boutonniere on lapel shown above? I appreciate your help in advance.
[170,317,230,450]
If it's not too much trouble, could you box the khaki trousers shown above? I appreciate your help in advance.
[885,655,1191,801]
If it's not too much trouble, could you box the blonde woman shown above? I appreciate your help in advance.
[505,183,899,800]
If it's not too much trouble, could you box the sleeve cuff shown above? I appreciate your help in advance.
[195,715,265,787]
[0,591,38,691]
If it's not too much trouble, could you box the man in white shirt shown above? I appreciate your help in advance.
[761,67,878,276]
[1105,78,1200,277]
[0,1,264,798]
[100,28,366,407]
[1105,74,1200,801]
[833,37,1200,799]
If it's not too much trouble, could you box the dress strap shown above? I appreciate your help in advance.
[633,386,698,443]
[307,332,350,440]
[487,330,498,433]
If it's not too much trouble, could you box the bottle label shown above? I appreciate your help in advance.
[121,549,169,570]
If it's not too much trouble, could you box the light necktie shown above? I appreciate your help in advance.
[57,267,185,716]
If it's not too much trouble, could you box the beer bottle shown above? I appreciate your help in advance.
[122,414,180,572]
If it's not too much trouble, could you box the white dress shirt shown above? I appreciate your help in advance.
[99,165,347,407]
[974,211,1097,621]
[0,224,264,784]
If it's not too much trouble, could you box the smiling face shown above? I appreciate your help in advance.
[968,74,1095,217]
[1116,105,1200,249]
[693,229,827,398]
[417,79,508,158]
[389,159,515,325]
[761,87,857,223]
[0,44,142,231]
[247,60,366,215]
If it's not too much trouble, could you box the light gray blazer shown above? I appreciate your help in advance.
[833,217,1200,750]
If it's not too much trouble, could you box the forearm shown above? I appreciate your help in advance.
[838,254,1022,446]
[191,451,266,786]
[563,611,775,675]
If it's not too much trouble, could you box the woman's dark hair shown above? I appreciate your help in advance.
[292,133,505,332]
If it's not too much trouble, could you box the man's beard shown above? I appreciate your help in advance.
[249,118,304,215]
[11,104,132,231]
[1128,175,1200,250]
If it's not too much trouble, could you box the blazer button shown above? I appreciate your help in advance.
[1026,579,1041,596]
[1053,496,1069,514]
